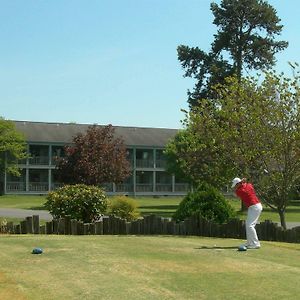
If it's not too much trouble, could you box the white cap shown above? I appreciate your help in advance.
[231,177,242,188]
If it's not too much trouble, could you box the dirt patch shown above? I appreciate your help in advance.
[0,271,27,300]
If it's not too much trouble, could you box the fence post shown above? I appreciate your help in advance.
[58,218,65,235]
[6,222,14,234]
[138,218,144,235]
[20,220,27,234]
[125,222,131,235]
[40,225,46,234]
[163,218,170,235]
[198,216,204,236]
[26,216,33,234]
[143,215,150,235]
[174,223,180,235]
[46,221,53,234]
[77,221,84,235]
[71,220,78,235]
[118,218,126,235]
[103,216,110,234]
[95,219,103,235]
[90,223,96,235]
[294,226,300,243]
[239,220,246,239]
[154,216,163,235]
[52,219,58,234]
[179,221,186,235]
[84,223,90,235]
[33,215,40,234]
[65,216,71,235]
[14,224,21,234]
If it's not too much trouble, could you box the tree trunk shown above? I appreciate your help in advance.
[240,200,247,212]
[278,209,287,230]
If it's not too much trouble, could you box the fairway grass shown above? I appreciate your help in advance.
[1,195,300,224]
[0,195,46,210]
[0,235,299,300]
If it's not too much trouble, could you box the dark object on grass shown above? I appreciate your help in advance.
[237,245,247,252]
[32,247,43,254]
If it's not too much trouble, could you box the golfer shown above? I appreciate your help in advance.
[231,177,263,249]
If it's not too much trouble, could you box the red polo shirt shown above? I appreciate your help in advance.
[235,183,261,208]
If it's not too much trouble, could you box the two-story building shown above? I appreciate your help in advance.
[2,121,189,196]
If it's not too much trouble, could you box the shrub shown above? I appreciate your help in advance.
[108,196,140,221]
[45,184,108,223]
[173,183,235,223]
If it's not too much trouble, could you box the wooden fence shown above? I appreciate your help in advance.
[1,214,300,243]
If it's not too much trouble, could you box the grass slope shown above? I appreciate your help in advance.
[0,235,300,300]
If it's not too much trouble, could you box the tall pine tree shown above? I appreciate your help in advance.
[178,0,288,108]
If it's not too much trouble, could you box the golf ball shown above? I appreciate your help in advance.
[32,247,43,254]
[238,245,247,251]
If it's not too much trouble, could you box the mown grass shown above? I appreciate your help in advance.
[0,194,300,223]
[0,195,46,210]
[229,198,300,222]
[0,235,299,300]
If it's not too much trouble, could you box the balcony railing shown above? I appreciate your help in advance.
[51,156,64,165]
[136,184,153,192]
[115,184,134,192]
[28,156,49,165]
[155,184,172,192]
[175,183,190,192]
[29,182,49,192]
[17,158,27,165]
[136,159,154,168]
[6,182,25,192]
[101,183,113,192]
[155,159,167,168]
[51,183,64,190]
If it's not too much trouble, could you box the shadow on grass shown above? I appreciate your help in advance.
[195,246,238,250]
[140,211,174,218]
[139,205,178,210]
[28,206,47,211]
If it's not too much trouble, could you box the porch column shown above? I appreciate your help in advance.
[172,175,175,193]
[4,152,7,194]
[26,144,29,192]
[49,145,52,166]
[48,169,52,192]
[133,148,136,196]
[26,168,29,192]
[48,145,52,191]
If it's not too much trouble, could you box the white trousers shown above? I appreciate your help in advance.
[246,203,263,247]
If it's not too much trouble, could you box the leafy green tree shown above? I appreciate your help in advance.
[168,69,300,229]
[178,0,288,107]
[164,125,234,188]
[0,118,27,184]
[57,125,131,186]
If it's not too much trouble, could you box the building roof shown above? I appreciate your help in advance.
[13,120,179,148]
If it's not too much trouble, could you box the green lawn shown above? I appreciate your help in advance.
[0,194,300,223]
[229,198,300,222]
[0,195,46,210]
[0,235,299,300]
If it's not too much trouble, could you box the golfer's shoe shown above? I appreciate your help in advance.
[246,245,261,249]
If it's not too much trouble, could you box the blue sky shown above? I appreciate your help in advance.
[1,0,299,129]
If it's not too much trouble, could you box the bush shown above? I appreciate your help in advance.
[45,184,108,223]
[108,196,140,221]
[173,183,235,224]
